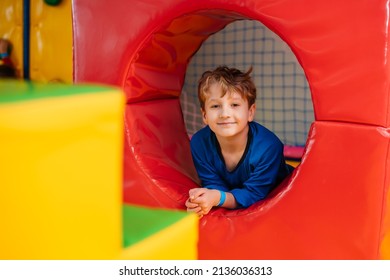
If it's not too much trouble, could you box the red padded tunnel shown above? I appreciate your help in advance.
[73,0,390,259]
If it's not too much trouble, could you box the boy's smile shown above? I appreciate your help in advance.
[217,122,237,126]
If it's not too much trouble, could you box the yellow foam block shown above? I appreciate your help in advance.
[0,82,124,259]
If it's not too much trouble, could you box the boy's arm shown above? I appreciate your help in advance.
[189,188,238,215]
[190,143,230,192]
[230,142,287,208]
[189,133,238,213]
[219,191,238,209]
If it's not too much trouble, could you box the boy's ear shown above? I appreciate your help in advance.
[248,103,256,122]
[201,108,208,125]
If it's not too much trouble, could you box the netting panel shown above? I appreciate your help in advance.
[180,20,313,146]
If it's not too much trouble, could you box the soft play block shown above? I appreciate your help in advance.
[121,204,198,260]
[0,80,124,259]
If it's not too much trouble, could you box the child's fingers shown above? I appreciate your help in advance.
[189,188,206,200]
[188,189,198,200]
[189,196,203,204]
[186,205,203,215]
[186,200,199,209]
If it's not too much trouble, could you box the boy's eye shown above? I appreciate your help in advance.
[210,104,220,109]
[231,103,240,107]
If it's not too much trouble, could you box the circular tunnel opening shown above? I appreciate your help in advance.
[123,9,314,208]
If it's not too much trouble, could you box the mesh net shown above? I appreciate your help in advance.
[180,20,313,147]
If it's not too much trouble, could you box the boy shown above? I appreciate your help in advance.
[186,66,293,217]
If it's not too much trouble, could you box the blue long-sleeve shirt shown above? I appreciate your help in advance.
[190,121,293,208]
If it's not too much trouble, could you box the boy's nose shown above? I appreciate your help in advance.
[219,106,230,118]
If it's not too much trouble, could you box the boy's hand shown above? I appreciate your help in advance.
[187,188,220,216]
[185,197,204,217]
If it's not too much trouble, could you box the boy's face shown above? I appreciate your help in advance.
[201,83,255,139]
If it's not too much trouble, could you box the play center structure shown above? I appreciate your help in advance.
[1,0,389,259]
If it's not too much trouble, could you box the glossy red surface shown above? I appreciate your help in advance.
[73,0,390,259]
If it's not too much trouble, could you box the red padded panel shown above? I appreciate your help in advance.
[123,98,199,209]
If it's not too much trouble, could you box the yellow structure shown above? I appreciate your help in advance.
[30,0,73,82]
[0,80,198,260]
[0,0,72,82]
